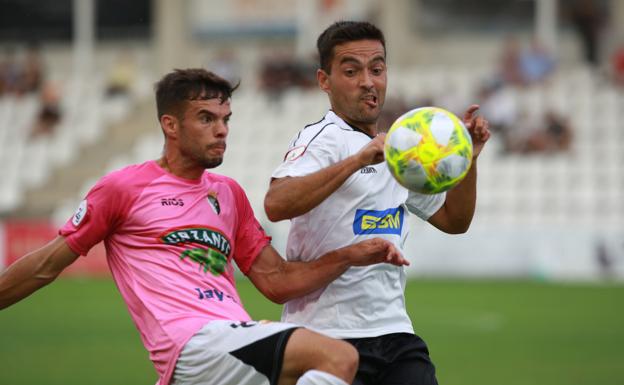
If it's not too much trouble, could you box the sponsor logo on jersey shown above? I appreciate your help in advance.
[194,287,237,302]
[352,206,404,235]
[161,198,184,207]
[284,145,306,161]
[207,191,220,214]
[160,227,231,275]
[72,200,88,226]
[360,166,377,174]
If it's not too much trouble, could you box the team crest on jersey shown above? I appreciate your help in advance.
[72,200,88,227]
[284,145,306,161]
[352,206,404,235]
[207,192,220,215]
[160,226,231,276]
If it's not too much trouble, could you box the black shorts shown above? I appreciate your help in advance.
[345,333,438,385]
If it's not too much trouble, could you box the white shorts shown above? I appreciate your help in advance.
[172,320,299,385]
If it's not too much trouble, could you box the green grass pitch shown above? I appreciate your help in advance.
[0,278,622,385]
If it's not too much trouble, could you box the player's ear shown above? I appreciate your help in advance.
[160,114,178,139]
[317,68,330,92]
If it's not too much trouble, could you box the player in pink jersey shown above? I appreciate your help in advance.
[0,68,409,385]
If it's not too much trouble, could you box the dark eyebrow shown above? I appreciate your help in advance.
[339,55,386,66]
[197,109,217,118]
[197,109,232,120]
[370,55,386,64]
[339,57,363,66]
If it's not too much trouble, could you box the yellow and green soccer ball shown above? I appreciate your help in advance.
[384,107,473,194]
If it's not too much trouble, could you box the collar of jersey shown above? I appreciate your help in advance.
[326,110,375,139]
[150,160,204,185]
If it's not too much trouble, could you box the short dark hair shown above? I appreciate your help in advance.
[317,21,386,73]
[154,68,239,119]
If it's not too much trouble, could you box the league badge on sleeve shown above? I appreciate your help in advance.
[72,200,88,226]
[284,145,306,162]
[207,192,221,215]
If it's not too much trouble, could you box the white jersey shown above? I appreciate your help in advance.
[271,111,446,338]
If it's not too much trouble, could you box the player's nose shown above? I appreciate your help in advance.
[214,120,228,138]
[359,70,374,89]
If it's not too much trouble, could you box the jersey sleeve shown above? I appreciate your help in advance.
[228,180,271,275]
[58,173,131,256]
[271,124,342,178]
[405,190,446,220]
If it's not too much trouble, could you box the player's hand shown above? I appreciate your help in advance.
[347,238,409,267]
[462,104,491,159]
[355,133,386,166]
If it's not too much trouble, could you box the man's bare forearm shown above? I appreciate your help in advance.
[0,237,78,310]
[264,155,364,221]
[248,239,404,304]
[430,160,478,234]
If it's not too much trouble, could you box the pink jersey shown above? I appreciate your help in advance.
[59,160,270,385]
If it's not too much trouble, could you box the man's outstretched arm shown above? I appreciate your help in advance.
[264,134,386,222]
[428,105,491,234]
[0,236,79,310]
[246,238,408,304]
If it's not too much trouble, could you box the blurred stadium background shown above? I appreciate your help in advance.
[0,0,623,384]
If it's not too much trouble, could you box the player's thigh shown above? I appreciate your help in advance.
[173,320,298,385]
[278,328,358,385]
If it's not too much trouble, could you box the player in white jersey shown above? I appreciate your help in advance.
[265,21,491,385]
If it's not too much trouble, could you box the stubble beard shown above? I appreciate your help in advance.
[182,144,224,170]
[352,105,381,127]
[197,146,224,169]
[201,156,223,169]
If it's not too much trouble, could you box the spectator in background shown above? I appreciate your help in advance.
[497,35,556,87]
[0,48,21,96]
[258,52,316,104]
[105,51,136,98]
[258,52,295,103]
[569,0,606,67]
[525,110,572,153]
[30,82,61,139]
[498,36,524,86]
[503,109,572,155]
[0,55,7,96]
[478,80,519,143]
[0,44,46,97]
[545,111,573,151]
[519,37,556,85]
[207,49,242,85]
[595,238,616,281]
[20,42,44,94]
[611,43,624,87]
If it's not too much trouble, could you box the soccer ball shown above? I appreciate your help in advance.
[384,107,473,194]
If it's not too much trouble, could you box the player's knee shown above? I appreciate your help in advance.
[285,329,359,383]
[323,340,358,381]
[341,342,359,379]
